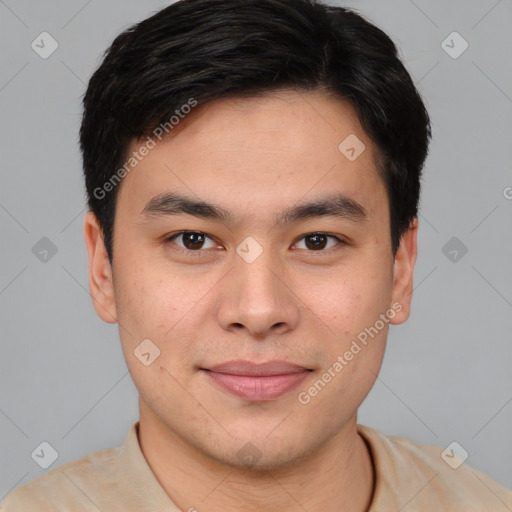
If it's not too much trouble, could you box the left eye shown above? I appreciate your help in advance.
[293,233,343,251]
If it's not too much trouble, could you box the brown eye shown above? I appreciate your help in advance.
[167,231,218,252]
[304,233,328,250]
[181,232,206,250]
[294,233,344,252]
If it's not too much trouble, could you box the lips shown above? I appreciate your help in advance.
[201,360,312,401]
[207,360,310,376]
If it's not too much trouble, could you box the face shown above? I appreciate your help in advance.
[84,89,417,470]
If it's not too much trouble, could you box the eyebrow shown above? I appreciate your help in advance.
[139,191,368,226]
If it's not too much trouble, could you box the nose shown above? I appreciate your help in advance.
[216,248,301,339]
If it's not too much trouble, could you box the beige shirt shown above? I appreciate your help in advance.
[1,421,511,511]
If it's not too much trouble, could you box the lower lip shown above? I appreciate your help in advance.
[203,370,310,401]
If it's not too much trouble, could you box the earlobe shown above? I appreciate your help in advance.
[83,211,118,324]
[389,217,418,325]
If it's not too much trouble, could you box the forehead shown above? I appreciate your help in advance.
[116,89,387,226]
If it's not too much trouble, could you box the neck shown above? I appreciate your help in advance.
[137,400,375,512]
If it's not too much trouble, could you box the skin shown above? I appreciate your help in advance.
[84,89,417,512]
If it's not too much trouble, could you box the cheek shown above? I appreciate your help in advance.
[304,258,393,388]
[114,254,178,329]
[303,259,393,333]
[113,259,205,373]
[113,268,189,404]
[112,266,173,371]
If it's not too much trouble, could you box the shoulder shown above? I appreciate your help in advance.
[357,424,512,511]
[0,445,121,511]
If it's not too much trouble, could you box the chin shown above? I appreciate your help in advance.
[198,429,324,473]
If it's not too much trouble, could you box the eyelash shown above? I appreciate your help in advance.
[163,231,346,257]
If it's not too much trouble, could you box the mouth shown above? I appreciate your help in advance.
[200,360,313,402]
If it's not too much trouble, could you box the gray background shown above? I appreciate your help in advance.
[1,0,511,501]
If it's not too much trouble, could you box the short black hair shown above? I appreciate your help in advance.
[80,0,431,263]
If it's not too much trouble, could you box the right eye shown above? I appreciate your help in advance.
[164,231,222,255]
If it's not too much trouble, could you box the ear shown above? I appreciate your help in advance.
[83,211,118,324]
[389,217,418,325]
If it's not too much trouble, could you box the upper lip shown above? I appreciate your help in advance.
[203,360,311,376]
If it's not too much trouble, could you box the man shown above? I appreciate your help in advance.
[2,0,511,510]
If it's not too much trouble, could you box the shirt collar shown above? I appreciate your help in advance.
[117,421,181,510]
[118,421,399,511]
